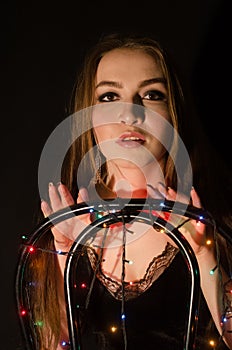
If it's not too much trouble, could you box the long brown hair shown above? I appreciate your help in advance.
[63,33,187,198]
[24,33,232,350]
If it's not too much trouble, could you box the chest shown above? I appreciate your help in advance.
[89,224,177,282]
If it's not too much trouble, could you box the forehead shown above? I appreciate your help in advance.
[96,48,163,81]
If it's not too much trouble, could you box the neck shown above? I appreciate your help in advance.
[107,159,165,198]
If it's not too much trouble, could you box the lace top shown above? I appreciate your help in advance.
[86,242,179,301]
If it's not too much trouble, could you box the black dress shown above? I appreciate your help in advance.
[68,244,228,350]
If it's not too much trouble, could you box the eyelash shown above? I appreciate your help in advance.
[143,90,167,101]
[97,90,167,103]
[98,92,119,102]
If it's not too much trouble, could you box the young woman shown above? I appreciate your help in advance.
[20,33,232,350]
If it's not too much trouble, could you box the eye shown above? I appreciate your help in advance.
[143,90,167,102]
[98,92,119,102]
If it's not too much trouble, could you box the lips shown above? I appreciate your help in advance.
[116,131,145,148]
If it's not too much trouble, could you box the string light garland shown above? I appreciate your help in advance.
[21,241,74,256]
[60,340,71,348]
[210,265,218,275]
[110,326,117,333]
[120,215,128,349]
[16,201,232,349]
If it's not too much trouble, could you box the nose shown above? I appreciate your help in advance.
[118,103,145,125]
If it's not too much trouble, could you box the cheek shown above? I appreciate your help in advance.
[148,140,167,160]
[144,102,170,121]
[94,126,113,143]
[145,111,173,152]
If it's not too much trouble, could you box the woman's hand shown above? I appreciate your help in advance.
[41,183,91,251]
[155,184,208,257]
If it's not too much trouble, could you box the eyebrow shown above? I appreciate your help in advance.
[96,81,122,89]
[95,77,166,89]
[139,77,166,88]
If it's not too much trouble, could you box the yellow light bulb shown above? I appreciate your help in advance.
[110,326,117,333]
[209,339,215,347]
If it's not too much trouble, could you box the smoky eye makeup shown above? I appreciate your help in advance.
[97,91,120,102]
[142,89,167,101]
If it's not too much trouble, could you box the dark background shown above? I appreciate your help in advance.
[2,0,231,349]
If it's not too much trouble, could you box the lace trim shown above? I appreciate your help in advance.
[86,242,179,301]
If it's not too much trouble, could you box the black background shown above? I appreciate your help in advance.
[2,0,231,348]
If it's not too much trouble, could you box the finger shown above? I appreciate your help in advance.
[167,187,190,204]
[157,182,167,197]
[189,187,205,235]
[191,187,201,208]
[166,187,177,200]
[76,188,92,225]
[147,184,165,199]
[41,200,53,217]
[77,187,89,203]
[48,182,63,212]
[57,183,75,207]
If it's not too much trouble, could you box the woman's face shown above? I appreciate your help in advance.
[93,48,172,169]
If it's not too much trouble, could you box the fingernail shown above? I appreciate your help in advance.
[49,182,54,187]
